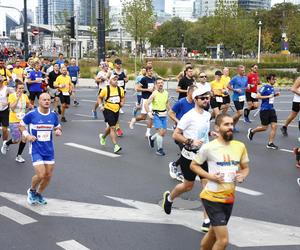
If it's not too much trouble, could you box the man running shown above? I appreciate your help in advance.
[27,61,43,106]
[145,78,170,156]
[133,67,146,117]
[47,63,61,114]
[0,75,9,154]
[228,65,248,132]
[67,58,80,106]
[220,67,231,113]
[247,74,280,150]
[244,64,260,123]
[281,76,300,136]
[162,86,212,232]
[176,66,194,100]
[190,113,250,250]
[3,81,31,162]
[19,93,62,205]
[98,74,125,153]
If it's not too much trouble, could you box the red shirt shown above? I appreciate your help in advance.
[247,72,260,93]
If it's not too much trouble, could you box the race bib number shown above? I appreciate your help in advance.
[156,111,167,117]
[109,96,120,104]
[181,147,196,161]
[269,97,274,104]
[251,92,257,99]
[16,112,25,120]
[239,95,245,102]
[220,166,238,183]
[216,96,223,103]
[37,131,51,142]
[62,92,70,96]
[117,80,124,87]
[71,77,77,82]
[148,83,154,90]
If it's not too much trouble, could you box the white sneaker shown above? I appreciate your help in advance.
[176,172,184,183]
[16,155,25,163]
[1,141,8,155]
[145,131,151,137]
[297,178,300,187]
[169,162,177,179]
[129,118,136,129]
[120,108,124,114]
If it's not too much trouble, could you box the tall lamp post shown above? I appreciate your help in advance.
[97,0,105,64]
[257,20,262,64]
[23,0,28,59]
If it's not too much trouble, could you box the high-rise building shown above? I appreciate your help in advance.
[165,0,195,20]
[238,0,271,11]
[153,0,165,13]
[78,0,96,26]
[6,14,19,36]
[36,0,74,25]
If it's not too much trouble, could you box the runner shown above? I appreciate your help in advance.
[92,62,111,119]
[98,74,125,153]
[247,74,280,150]
[0,75,10,154]
[196,72,211,100]
[162,86,212,232]
[190,113,250,250]
[129,66,155,137]
[168,85,196,181]
[244,64,260,123]
[47,63,61,114]
[176,66,194,100]
[228,65,248,132]
[55,53,65,68]
[12,58,25,81]
[67,58,80,106]
[0,58,12,85]
[145,78,170,156]
[3,81,31,162]
[27,61,43,106]
[132,67,146,117]
[54,66,73,122]
[220,67,231,113]
[280,76,300,136]
[19,92,62,205]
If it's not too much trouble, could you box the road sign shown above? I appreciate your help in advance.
[32,29,39,36]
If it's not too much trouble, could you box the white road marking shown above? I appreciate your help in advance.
[277,123,297,128]
[74,114,94,118]
[80,99,95,103]
[0,206,37,225]
[57,240,90,250]
[235,186,263,196]
[1,192,300,248]
[65,142,120,158]
[71,120,104,122]
[134,122,174,131]
[280,148,294,153]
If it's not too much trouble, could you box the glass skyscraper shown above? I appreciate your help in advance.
[238,0,271,11]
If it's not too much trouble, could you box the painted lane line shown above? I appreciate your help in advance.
[57,240,90,250]
[134,122,174,131]
[235,186,263,196]
[79,99,95,103]
[74,114,94,118]
[71,120,104,122]
[65,142,120,158]
[0,206,37,225]
[280,148,293,153]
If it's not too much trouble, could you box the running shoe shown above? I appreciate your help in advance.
[297,178,300,187]
[247,128,254,141]
[114,144,122,153]
[129,118,136,129]
[280,126,288,136]
[162,191,172,215]
[99,134,106,146]
[35,193,47,205]
[266,142,278,150]
[27,188,37,205]
[168,162,177,179]
[15,155,25,163]
[61,117,67,122]
[147,135,155,148]
[1,140,8,155]
[156,148,166,156]
[92,110,98,119]
[73,101,80,106]
[176,172,184,183]
[119,108,124,114]
[201,222,210,233]
[116,128,123,137]
[243,117,251,123]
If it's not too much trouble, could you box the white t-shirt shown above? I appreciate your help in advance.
[293,86,300,103]
[196,82,211,94]
[177,108,211,144]
[96,71,109,89]
[0,86,8,111]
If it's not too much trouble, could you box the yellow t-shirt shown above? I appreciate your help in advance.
[54,75,73,93]
[221,75,230,85]
[194,139,249,204]
[8,93,29,123]
[210,80,227,96]
[12,67,24,80]
[0,68,12,85]
[99,85,125,113]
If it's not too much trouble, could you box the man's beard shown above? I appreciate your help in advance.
[222,130,233,142]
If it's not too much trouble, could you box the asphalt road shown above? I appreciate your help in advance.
[0,87,299,250]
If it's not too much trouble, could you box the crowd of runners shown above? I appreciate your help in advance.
[0,52,299,250]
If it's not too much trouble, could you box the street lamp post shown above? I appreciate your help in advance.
[96,0,105,65]
[257,20,262,64]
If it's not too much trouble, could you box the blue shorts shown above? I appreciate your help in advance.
[136,95,142,105]
[153,115,167,129]
[31,153,55,166]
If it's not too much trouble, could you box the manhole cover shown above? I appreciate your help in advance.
[158,197,202,210]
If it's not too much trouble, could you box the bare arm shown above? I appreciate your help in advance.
[168,109,179,124]
[291,77,300,96]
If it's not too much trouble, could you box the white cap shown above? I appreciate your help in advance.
[110,74,119,80]
[192,86,210,99]
[7,65,13,70]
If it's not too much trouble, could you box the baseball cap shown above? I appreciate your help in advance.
[215,70,223,76]
[7,65,13,70]
[110,74,119,80]
[192,86,210,99]
[114,58,122,65]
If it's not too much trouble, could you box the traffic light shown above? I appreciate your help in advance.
[66,16,75,39]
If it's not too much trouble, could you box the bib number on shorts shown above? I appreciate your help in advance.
[109,96,120,104]
[117,80,124,87]
[220,166,238,183]
[37,131,51,142]
[62,92,70,96]
[269,97,274,104]
[251,92,257,99]
[156,111,167,117]
[216,96,223,103]
[181,147,196,161]
[239,95,245,102]
[71,77,77,82]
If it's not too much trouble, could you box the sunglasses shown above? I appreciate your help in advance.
[196,96,210,101]
[200,75,207,78]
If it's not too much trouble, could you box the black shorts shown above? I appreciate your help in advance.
[260,109,277,125]
[29,91,41,101]
[72,81,77,86]
[179,155,208,181]
[210,96,222,109]
[202,199,233,226]
[97,88,102,96]
[103,108,119,127]
[0,108,9,127]
[292,102,300,113]
[222,95,230,104]
[233,101,244,111]
[59,93,71,105]
[246,92,258,102]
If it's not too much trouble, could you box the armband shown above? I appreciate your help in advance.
[22,130,29,137]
